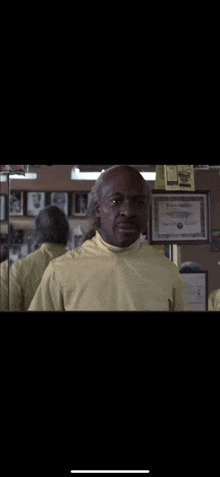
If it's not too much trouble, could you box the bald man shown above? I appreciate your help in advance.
[29,165,186,311]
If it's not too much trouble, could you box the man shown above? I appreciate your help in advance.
[8,206,70,311]
[208,289,220,311]
[29,165,186,311]
[0,259,9,311]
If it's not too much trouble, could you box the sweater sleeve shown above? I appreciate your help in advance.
[28,262,64,311]
[9,263,24,311]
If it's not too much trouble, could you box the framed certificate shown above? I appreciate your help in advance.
[180,271,208,311]
[150,190,211,244]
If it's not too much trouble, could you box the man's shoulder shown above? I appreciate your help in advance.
[49,248,80,267]
[11,248,39,271]
[139,243,179,269]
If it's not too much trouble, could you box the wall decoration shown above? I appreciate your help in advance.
[180,271,208,311]
[27,191,46,217]
[0,165,27,173]
[9,191,24,216]
[49,192,69,216]
[150,190,211,245]
[72,192,88,216]
[210,230,220,252]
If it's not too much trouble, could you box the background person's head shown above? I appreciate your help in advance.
[86,165,151,248]
[180,261,203,272]
[33,205,70,249]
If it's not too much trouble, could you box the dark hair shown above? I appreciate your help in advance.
[33,205,70,248]
[84,165,151,242]
[180,261,203,272]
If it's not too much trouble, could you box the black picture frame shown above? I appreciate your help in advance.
[149,190,211,245]
[71,192,89,217]
[0,194,8,222]
[26,191,47,217]
[210,230,220,252]
[179,270,209,311]
[48,192,70,217]
[9,191,24,216]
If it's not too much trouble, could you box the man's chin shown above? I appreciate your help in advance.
[116,233,140,248]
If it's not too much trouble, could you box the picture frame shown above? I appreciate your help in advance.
[48,192,69,216]
[179,271,208,311]
[210,230,220,252]
[9,191,24,216]
[71,192,89,217]
[26,191,46,217]
[0,194,8,221]
[149,190,211,245]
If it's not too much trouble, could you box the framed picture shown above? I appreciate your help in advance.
[72,192,88,216]
[150,190,211,245]
[49,192,69,216]
[180,271,208,311]
[27,191,46,217]
[0,195,8,221]
[9,191,24,216]
[211,230,220,252]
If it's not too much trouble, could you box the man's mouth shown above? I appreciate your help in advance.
[116,223,139,231]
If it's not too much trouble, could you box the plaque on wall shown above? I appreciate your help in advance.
[180,271,208,311]
[150,190,211,245]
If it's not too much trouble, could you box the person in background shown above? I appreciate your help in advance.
[180,262,203,273]
[8,206,70,311]
[208,289,220,311]
[29,165,186,311]
[0,241,9,264]
[0,259,9,311]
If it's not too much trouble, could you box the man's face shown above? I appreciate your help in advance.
[95,169,149,248]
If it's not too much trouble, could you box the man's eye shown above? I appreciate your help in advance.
[111,198,122,204]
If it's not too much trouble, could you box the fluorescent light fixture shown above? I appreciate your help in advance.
[0,173,37,180]
[71,168,156,181]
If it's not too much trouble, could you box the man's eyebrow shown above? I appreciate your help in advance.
[108,193,146,198]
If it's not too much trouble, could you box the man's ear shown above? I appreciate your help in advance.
[95,202,100,217]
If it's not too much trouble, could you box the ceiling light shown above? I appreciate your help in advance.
[71,168,156,181]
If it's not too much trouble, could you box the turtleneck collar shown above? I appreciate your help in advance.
[95,231,141,253]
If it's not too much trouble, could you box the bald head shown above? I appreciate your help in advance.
[97,165,150,200]
[94,165,151,247]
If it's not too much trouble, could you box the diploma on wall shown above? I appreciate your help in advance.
[150,191,211,245]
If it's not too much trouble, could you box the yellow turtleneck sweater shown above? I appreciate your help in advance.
[28,231,186,311]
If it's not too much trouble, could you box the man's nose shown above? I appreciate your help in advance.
[119,200,136,217]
